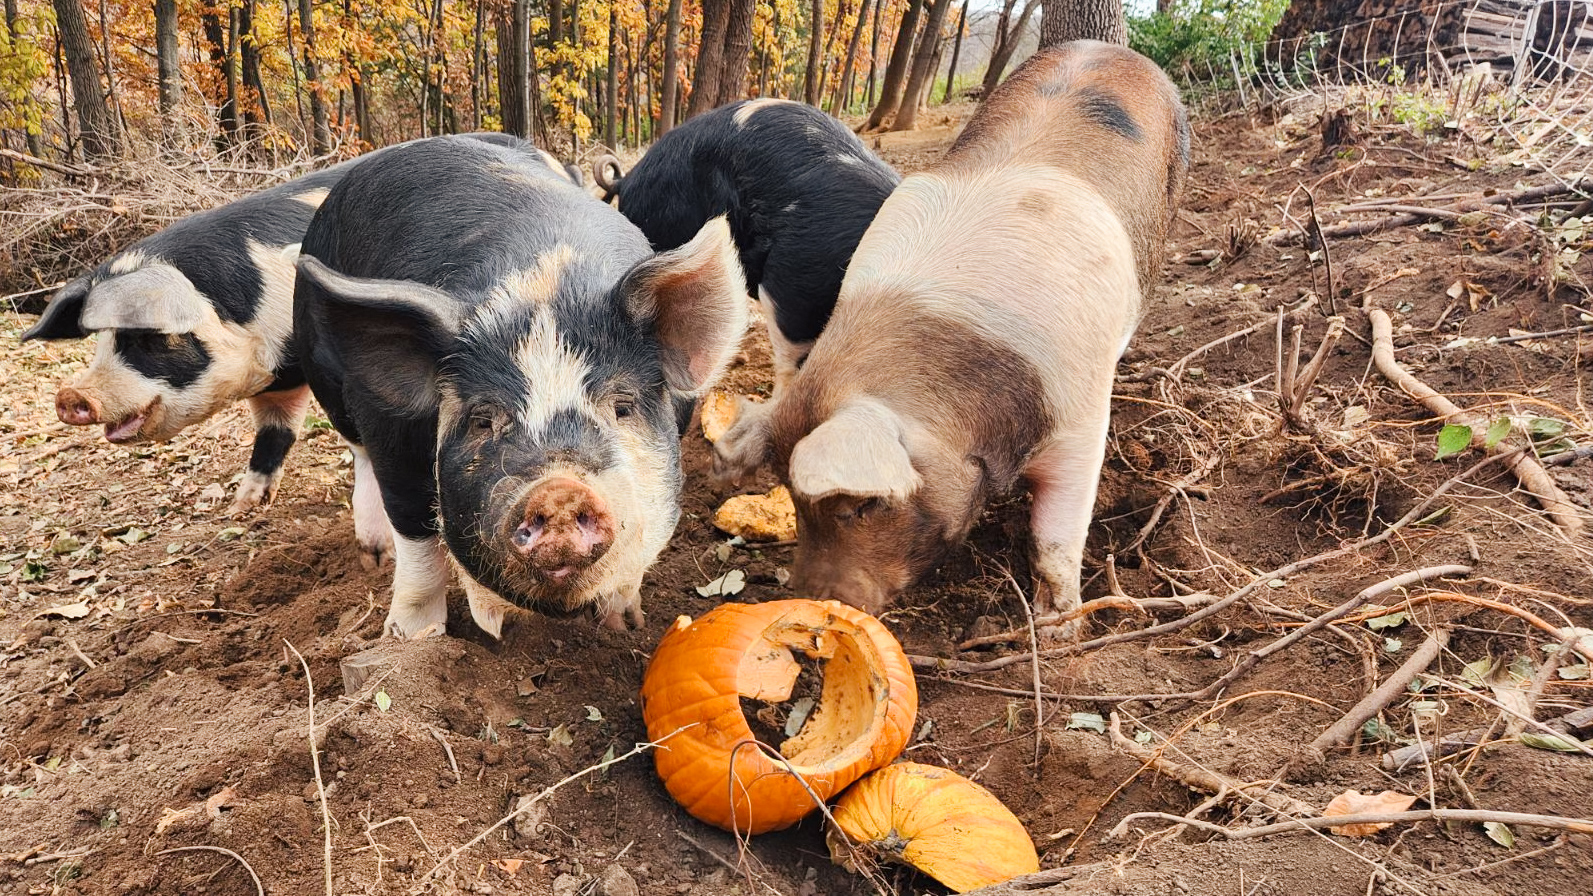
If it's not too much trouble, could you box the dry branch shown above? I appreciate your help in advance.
[1267,179,1592,246]
[1366,307,1584,536]
[1310,628,1451,752]
[154,846,265,896]
[1110,809,1593,841]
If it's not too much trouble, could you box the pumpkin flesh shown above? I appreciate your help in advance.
[641,600,917,834]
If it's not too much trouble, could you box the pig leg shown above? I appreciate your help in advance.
[1024,408,1112,638]
[349,444,395,570]
[385,534,451,639]
[758,287,813,398]
[229,384,311,515]
[595,580,645,632]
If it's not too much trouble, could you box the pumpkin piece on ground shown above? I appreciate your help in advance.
[712,486,797,542]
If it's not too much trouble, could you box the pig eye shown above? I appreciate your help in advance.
[855,498,884,519]
[468,408,499,433]
[612,396,636,420]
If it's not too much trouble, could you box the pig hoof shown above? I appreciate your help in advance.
[227,471,277,516]
[596,593,644,631]
[384,604,448,640]
[464,585,514,640]
[384,617,446,640]
[1036,619,1083,643]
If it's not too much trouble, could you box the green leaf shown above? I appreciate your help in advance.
[1461,656,1496,686]
[1435,424,1472,459]
[374,690,391,712]
[1384,637,1403,654]
[1528,418,1566,439]
[1483,821,1515,848]
[1134,730,1154,744]
[1362,718,1401,743]
[1483,417,1512,448]
[1519,732,1584,752]
[1367,611,1407,631]
[1066,712,1107,734]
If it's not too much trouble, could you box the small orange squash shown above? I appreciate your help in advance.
[828,762,1039,892]
[640,599,918,834]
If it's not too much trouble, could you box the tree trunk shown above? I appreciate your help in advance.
[801,0,823,103]
[890,0,949,130]
[96,0,123,135]
[239,0,272,131]
[296,0,330,151]
[687,0,728,117]
[940,0,965,102]
[201,7,237,143]
[864,0,922,129]
[1039,0,1124,46]
[605,0,618,144]
[816,0,847,105]
[497,0,531,137]
[865,0,884,107]
[51,0,118,157]
[154,0,182,119]
[659,0,681,131]
[471,0,485,130]
[983,0,1037,93]
[833,0,874,113]
[716,0,753,105]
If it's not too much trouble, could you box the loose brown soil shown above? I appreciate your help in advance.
[2,100,1591,896]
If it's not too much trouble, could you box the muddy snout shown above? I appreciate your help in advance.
[511,477,616,583]
[790,554,896,616]
[55,385,101,426]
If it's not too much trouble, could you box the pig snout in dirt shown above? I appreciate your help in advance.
[755,41,1189,637]
[54,385,100,427]
[292,136,748,642]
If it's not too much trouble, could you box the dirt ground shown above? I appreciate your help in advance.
[2,98,1591,896]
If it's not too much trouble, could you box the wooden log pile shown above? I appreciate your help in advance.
[1266,0,1593,82]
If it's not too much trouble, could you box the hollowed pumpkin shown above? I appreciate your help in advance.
[828,762,1039,892]
[640,599,917,834]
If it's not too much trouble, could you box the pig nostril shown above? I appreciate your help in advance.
[513,519,543,549]
[531,513,547,529]
[576,511,592,530]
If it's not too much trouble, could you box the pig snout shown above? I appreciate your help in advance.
[791,557,897,616]
[512,477,615,582]
[55,386,101,426]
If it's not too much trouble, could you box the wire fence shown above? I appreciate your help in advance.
[1178,0,1593,194]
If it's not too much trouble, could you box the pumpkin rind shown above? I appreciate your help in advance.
[829,762,1039,892]
[640,599,918,834]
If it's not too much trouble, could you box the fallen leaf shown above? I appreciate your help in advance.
[204,785,238,817]
[548,724,573,748]
[784,697,816,738]
[584,705,603,722]
[1065,712,1107,734]
[493,858,524,877]
[374,690,392,712]
[1484,821,1514,848]
[1323,789,1418,836]
[695,569,746,599]
[1518,732,1585,752]
[35,601,90,620]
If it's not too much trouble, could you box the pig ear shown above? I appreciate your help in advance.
[21,277,92,340]
[77,265,212,334]
[295,255,463,418]
[788,401,922,502]
[619,216,749,395]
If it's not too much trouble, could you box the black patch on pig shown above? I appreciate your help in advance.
[608,100,899,347]
[1077,87,1143,143]
[115,330,211,388]
[248,424,297,475]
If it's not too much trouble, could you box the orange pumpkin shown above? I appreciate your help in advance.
[640,599,918,834]
[828,762,1039,892]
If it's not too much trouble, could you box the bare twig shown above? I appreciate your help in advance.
[1310,628,1451,752]
[283,641,333,896]
[155,846,265,896]
[1491,323,1593,344]
[1366,307,1583,536]
[1110,809,1593,842]
[415,736,672,885]
[1302,186,1338,314]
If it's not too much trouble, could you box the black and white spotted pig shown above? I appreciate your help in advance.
[593,100,898,431]
[292,135,747,639]
[21,132,566,518]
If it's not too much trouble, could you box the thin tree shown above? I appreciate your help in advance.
[864,0,922,130]
[4,0,44,155]
[50,0,118,157]
[498,0,531,137]
[890,0,949,130]
[940,0,966,102]
[801,0,823,103]
[865,0,886,107]
[200,6,237,143]
[154,0,182,120]
[716,0,753,105]
[832,0,876,113]
[605,0,618,144]
[983,0,1037,93]
[687,0,728,116]
[1040,0,1124,46]
[658,0,681,131]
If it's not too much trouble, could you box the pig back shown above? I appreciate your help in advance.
[944,41,1189,295]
